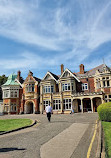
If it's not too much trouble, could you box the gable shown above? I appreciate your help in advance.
[44,74,52,80]
[43,71,58,83]
[23,75,37,84]
[62,71,71,78]
[59,68,80,82]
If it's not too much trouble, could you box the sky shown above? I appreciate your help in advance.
[0,0,111,79]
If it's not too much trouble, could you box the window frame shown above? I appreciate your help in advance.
[82,83,88,91]
[53,99,61,110]
[63,98,71,110]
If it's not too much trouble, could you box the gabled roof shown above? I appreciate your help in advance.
[75,64,110,78]
[59,68,80,82]
[33,76,41,82]
[2,73,20,86]
[42,71,58,83]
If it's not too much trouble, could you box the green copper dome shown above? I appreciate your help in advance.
[3,73,19,86]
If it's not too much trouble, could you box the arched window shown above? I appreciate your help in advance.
[26,84,35,92]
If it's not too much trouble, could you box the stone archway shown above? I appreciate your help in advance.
[25,101,34,114]
[93,97,102,112]
[73,99,81,113]
[83,98,91,112]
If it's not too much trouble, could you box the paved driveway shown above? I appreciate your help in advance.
[0,113,98,158]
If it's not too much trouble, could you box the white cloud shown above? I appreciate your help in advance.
[0,0,111,76]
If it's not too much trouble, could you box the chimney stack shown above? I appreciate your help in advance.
[79,64,84,74]
[17,70,21,81]
[28,70,33,76]
[61,64,64,75]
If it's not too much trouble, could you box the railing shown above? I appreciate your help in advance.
[72,91,103,97]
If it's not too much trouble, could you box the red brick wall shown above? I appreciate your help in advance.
[88,77,95,92]
[78,77,95,93]
[104,88,110,93]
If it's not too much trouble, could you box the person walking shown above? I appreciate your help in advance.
[45,104,52,122]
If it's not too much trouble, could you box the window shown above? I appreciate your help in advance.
[43,85,54,93]
[71,83,74,91]
[53,100,61,110]
[107,81,110,87]
[63,99,71,110]
[82,83,88,91]
[11,91,13,97]
[4,104,9,112]
[102,77,110,87]
[26,84,35,92]
[11,104,17,112]
[4,91,9,98]
[62,83,71,91]
[43,100,50,110]
[14,92,17,97]
[105,95,111,102]
[96,79,101,89]
[103,81,105,87]
[10,91,18,98]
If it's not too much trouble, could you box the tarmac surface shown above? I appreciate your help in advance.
[0,113,98,158]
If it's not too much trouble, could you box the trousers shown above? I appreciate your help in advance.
[47,112,51,122]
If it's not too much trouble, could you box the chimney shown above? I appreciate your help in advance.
[79,64,84,74]
[28,70,33,76]
[61,64,64,75]
[17,70,21,81]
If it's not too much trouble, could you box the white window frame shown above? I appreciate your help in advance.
[43,100,50,110]
[62,83,71,91]
[10,104,17,112]
[82,83,88,91]
[63,99,71,110]
[4,104,9,112]
[43,85,54,93]
[3,91,9,98]
[105,94,111,102]
[10,90,18,98]
[26,84,35,92]
[53,100,61,110]
[102,77,110,87]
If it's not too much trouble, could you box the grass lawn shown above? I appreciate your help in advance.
[102,121,111,158]
[0,119,32,133]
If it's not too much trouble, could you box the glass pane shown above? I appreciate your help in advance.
[69,103,71,109]
[107,81,110,87]
[66,104,68,109]
[103,81,105,87]
[53,105,55,109]
[68,85,70,90]
[46,101,48,104]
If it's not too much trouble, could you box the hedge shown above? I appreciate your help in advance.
[97,102,111,122]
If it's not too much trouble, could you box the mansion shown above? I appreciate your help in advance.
[1,64,111,114]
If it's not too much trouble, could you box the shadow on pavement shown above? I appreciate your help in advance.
[0,148,26,152]
[0,131,5,133]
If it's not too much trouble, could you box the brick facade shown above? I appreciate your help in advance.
[2,63,111,114]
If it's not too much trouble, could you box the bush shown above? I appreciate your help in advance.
[97,102,111,122]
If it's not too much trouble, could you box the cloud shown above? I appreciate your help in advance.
[0,0,111,77]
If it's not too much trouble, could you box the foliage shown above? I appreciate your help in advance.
[0,119,32,132]
[102,122,111,158]
[97,102,111,122]
[0,75,8,100]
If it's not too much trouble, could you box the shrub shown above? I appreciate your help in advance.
[97,102,111,122]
